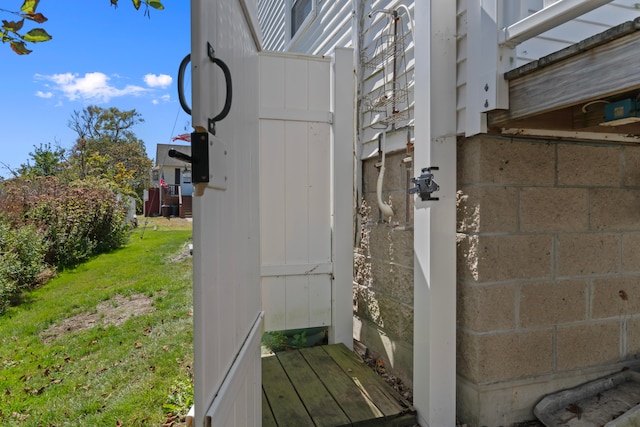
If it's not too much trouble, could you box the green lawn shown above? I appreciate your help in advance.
[0,218,193,426]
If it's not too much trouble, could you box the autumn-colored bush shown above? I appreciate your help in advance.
[26,178,130,268]
[0,176,131,311]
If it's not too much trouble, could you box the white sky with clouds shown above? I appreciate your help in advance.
[1,1,192,175]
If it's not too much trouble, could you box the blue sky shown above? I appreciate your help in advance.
[1,1,191,176]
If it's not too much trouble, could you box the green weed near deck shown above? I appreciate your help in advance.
[0,219,193,426]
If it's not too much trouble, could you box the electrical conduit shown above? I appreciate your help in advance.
[376,130,394,218]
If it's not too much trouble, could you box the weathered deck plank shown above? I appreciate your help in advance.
[261,391,278,427]
[323,344,413,417]
[277,350,351,427]
[301,346,384,423]
[262,344,417,427]
[488,20,640,127]
[262,356,315,426]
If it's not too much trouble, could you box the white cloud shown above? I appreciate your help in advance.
[34,72,148,103]
[35,91,53,98]
[144,73,172,88]
[152,94,172,105]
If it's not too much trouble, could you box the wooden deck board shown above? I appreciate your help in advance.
[301,346,384,423]
[277,350,351,427]
[262,356,315,426]
[262,391,278,427]
[323,343,412,417]
[262,343,416,427]
[488,24,640,126]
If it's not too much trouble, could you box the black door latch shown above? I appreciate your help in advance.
[408,167,440,201]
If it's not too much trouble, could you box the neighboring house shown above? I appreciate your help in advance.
[256,1,640,426]
[144,143,193,218]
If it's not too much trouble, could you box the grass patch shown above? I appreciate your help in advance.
[0,217,193,426]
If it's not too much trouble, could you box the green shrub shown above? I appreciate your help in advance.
[0,268,17,314]
[0,221,48,313]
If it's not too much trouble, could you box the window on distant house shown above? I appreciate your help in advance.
[291,0,313,38]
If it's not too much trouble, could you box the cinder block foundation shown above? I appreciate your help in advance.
[354,134,640,426]
[456,135,640,426]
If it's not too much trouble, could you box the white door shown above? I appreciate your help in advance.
[259,52,333,332]
[189,1,354,424]
[190,0,264,426]
[259,49,355,345]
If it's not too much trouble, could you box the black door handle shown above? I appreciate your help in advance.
[178,53,192,115]
[177,42,233,135]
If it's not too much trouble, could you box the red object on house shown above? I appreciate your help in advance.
[145,188,160,216]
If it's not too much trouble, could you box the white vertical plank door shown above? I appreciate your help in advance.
[259,52,332,333]
[190,0,264,426]
[259,49,354,346]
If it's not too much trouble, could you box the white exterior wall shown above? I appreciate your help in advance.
[359,0,415,156]
[258,0,286,51]
[258,0,354,55]
[457,2,468,135]
[261,0,640,143]
[290,0,354,56]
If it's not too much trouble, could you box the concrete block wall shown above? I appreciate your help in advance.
[457,134,640,426]
[354,149,415,387]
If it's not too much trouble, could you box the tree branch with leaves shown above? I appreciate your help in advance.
[1,0,164,55]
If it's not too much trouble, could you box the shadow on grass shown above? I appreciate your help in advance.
[8,291,37,310]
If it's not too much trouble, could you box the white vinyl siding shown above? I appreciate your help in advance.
[258,0,353,55]
[457,0,468,135]
[288,0,354,55]
[258,0,286,51]
[359,0,415,155]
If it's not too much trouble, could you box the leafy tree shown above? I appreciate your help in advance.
[69,106,144,145]
[1,0,164,55]
[68,106,152,207]
[17,141,66,178]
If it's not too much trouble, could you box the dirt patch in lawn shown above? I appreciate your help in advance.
[40,293,162,343]
[169,242,193,264]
